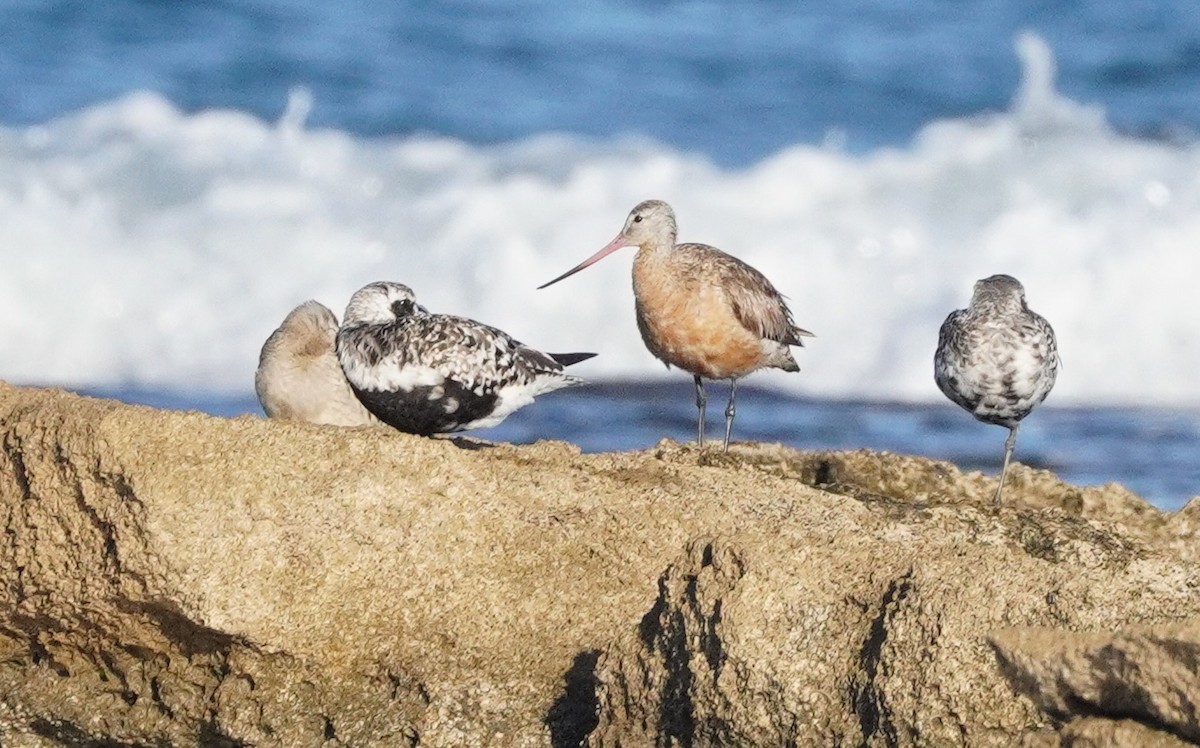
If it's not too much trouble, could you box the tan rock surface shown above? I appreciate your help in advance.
[1022,718,1194,747]
[0,381,1197,746]
[991,619,1200,746]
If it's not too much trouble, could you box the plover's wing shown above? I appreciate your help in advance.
[336,316,502,434]
[1006,311,1060,409]
[934,309,982,412]
[411,314,582,393]
[935,309,967,356]
[1024,311,1061,371]
[387,314,589,431]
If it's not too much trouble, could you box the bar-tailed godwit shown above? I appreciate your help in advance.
[539,199,813,451]
[336,281,595,435]
[934,274,1059,506]
[256,300,379,426]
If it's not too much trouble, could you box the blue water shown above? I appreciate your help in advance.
[7,1,1200,509]
[5,1,1200,163]
[78,384,1200,511]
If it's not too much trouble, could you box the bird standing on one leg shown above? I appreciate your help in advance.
[336,281,595,435]
[934,274,1059,506]
[539,199,813,452]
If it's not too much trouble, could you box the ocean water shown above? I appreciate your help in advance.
[81,383,1200,511]
[4,1,1199,508]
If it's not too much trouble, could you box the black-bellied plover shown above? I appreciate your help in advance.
[256,300,379,426]
[934,274,1059,506]
[539,199,813,452]
[335,281,595,435]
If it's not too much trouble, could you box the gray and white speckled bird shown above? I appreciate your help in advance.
[256,300,380,427]
[934,274,1059,506]
[335,281,595,435]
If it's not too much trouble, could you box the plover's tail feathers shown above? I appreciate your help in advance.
[548,352,597,367]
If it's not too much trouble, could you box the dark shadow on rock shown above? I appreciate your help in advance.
[636,571,697,748]
[30,717,152,747]
[447,436,496,451]
[848,570,912,748]
[117,599,238,658]
[197,718,248,747]
[545,649,601,748]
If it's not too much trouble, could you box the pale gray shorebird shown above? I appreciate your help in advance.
[336,281,595,436]
[934,274,1059,506]
[539,199,813,452]
[255,300,379,426]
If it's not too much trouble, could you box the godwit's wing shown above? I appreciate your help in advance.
[678,242,813,347]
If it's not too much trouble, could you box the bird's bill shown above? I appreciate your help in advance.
[537,233,629,289]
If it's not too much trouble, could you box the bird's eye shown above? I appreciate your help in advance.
[633,215,643,223]
[391,299,414,317]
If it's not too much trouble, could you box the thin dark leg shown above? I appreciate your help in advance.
[693,375,706,448]
[722,379,738,453]
[995,424,1019,506]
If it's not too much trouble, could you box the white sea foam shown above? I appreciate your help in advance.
[2,33,1198,405]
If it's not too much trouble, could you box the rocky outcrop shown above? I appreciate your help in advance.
[991,620,1200,747]
[0,381,1197,746]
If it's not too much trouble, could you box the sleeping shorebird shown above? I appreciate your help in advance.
[935,274,1059,506]
[539,199,813,452]
[336,281,596,435]
[256,300,379,426]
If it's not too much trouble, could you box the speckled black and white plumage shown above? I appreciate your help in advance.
[935,274,1059,505]
[335,281,595,435]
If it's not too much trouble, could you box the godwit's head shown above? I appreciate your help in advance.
[969,274,1027,315]
[262,300,340,362]
[277,300,339,339]
[343,281,427,326]
[538,199,678,289]
[619,200,677,247]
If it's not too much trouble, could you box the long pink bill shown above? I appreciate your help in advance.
[537,233,630,290]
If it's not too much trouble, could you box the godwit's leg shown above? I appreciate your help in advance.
[693,375,706,448]
[994,424,1020,506]
[722,379,738,453]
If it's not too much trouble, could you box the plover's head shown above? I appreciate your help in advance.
[538,199,678,290]
[971,274,1027,312]
[343,281,425,326]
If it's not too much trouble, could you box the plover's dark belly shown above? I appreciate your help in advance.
[352,380,498,435]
